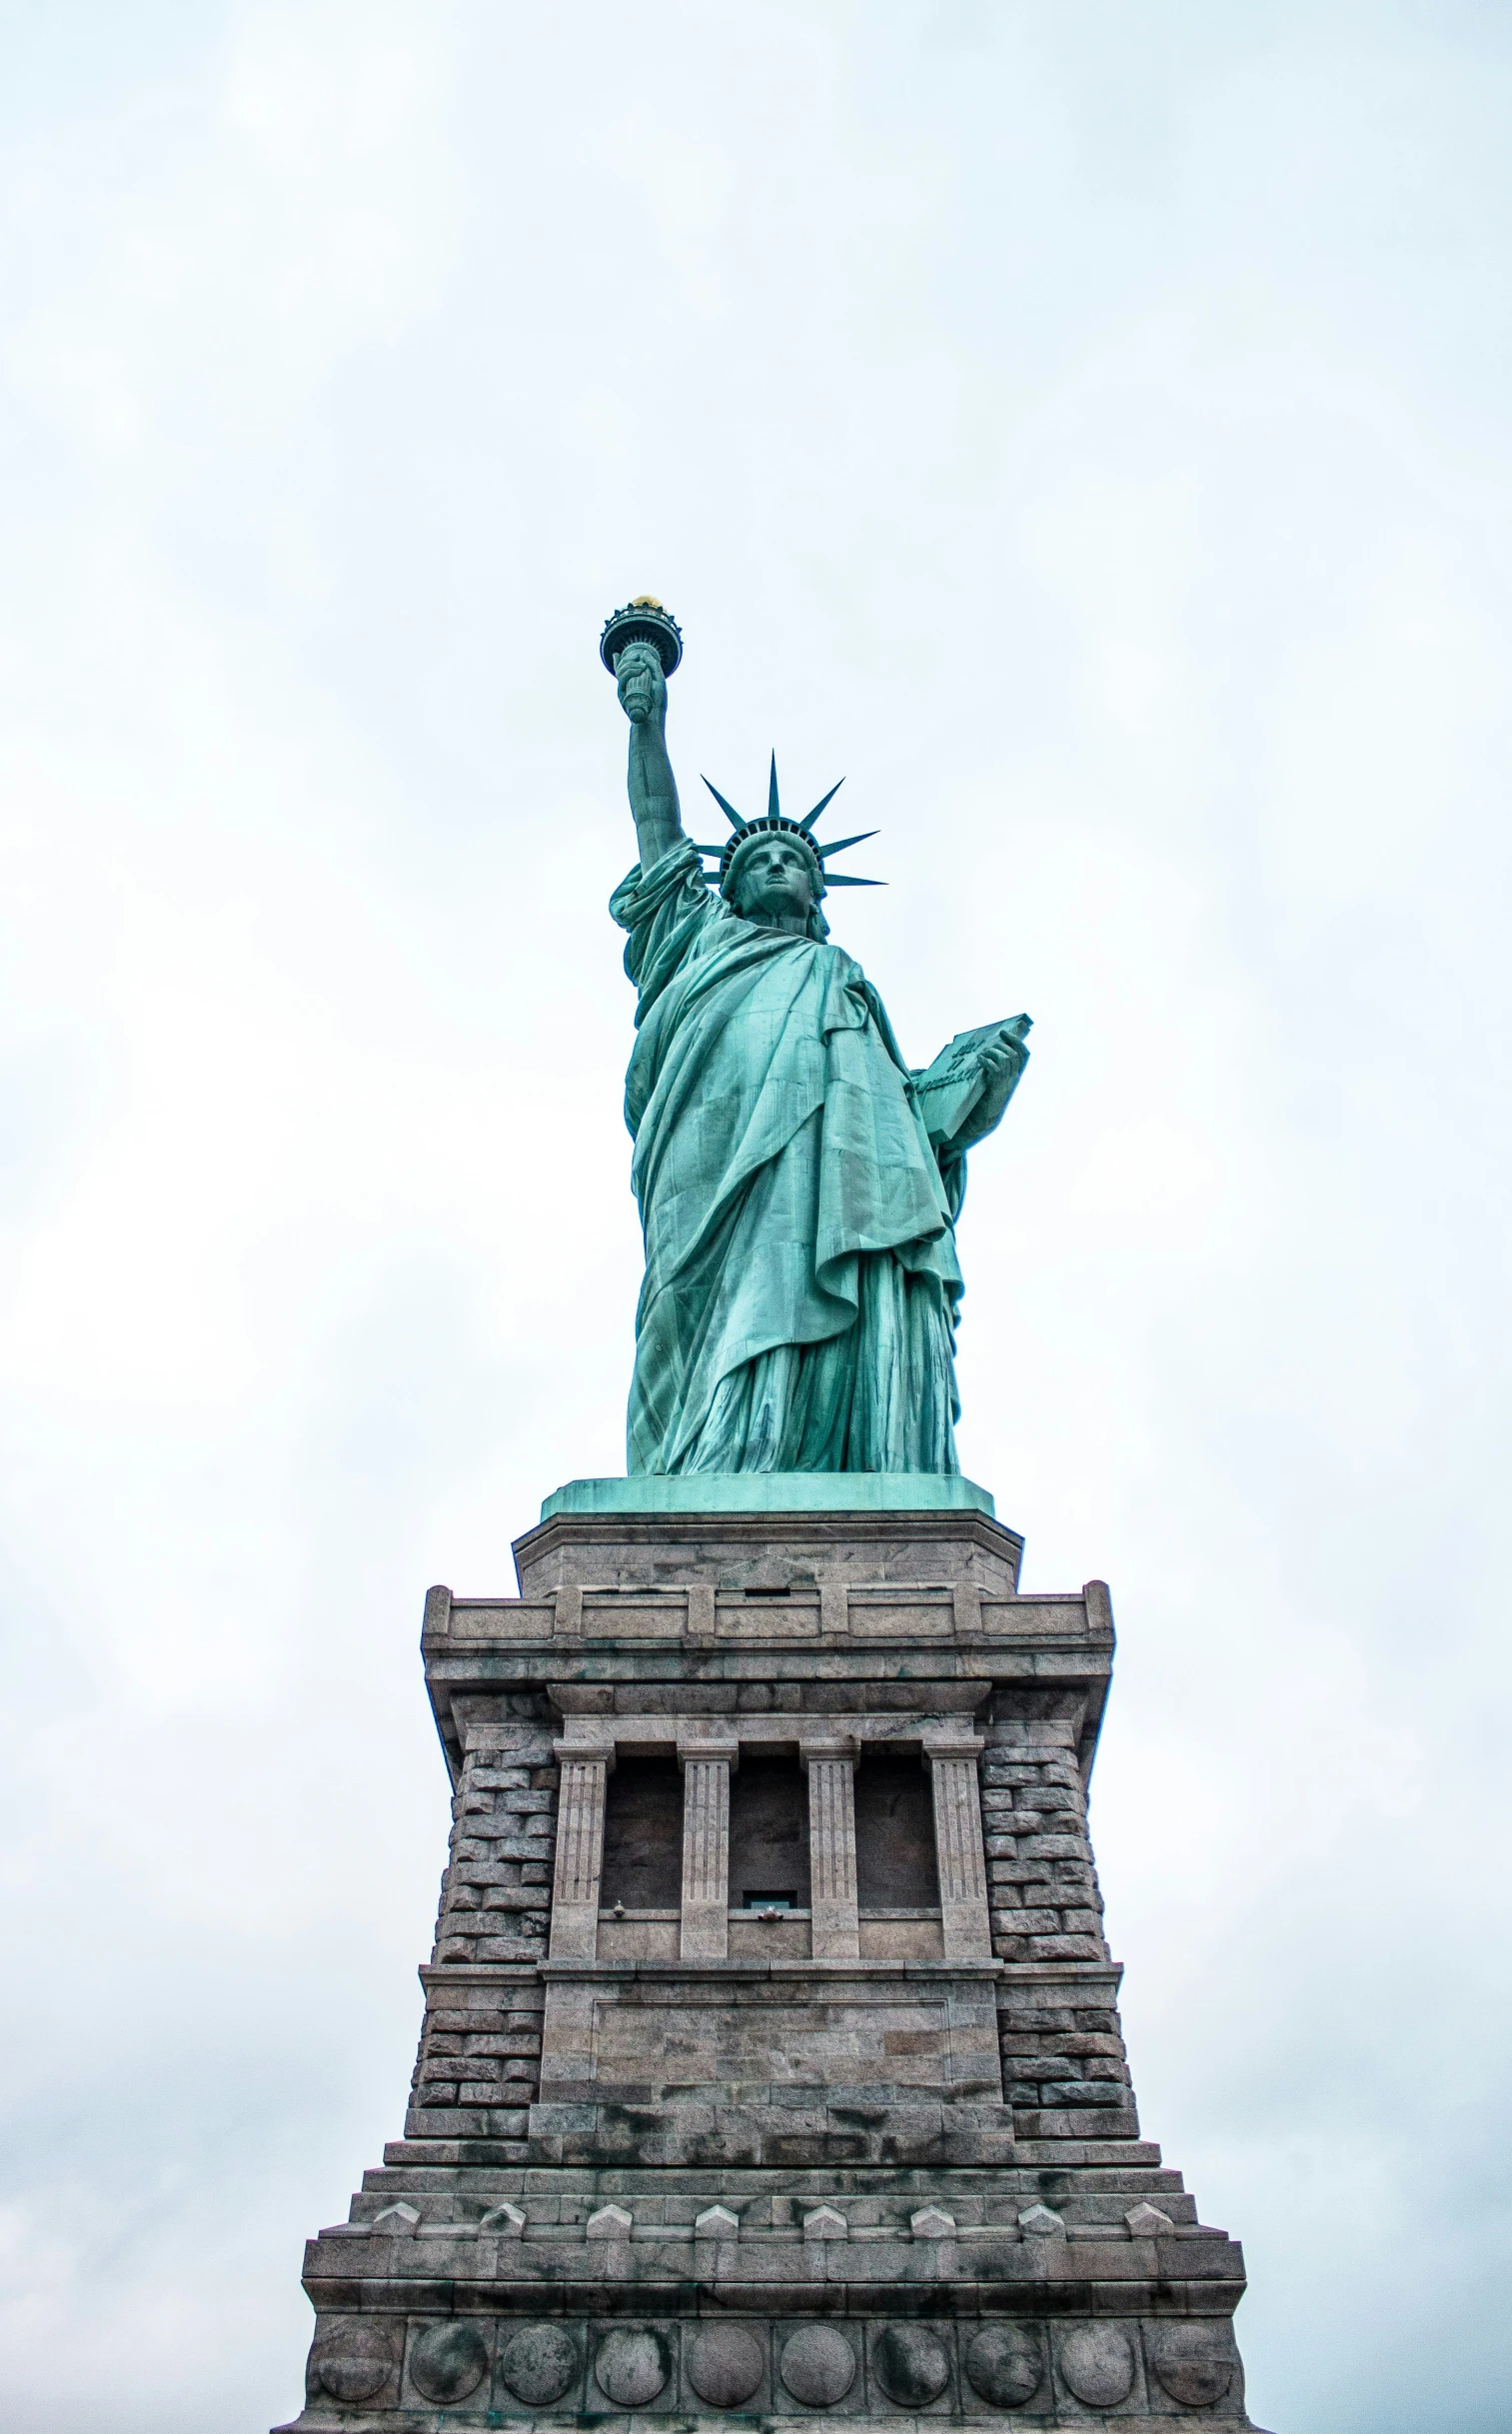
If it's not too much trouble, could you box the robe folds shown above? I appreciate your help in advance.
[612,841,968,1476]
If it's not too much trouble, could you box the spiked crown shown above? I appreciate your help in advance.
[694,755,882,904]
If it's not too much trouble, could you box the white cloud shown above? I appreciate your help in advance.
[0,5,1509,2430]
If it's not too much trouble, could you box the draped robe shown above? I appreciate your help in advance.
[612,842,969,1476]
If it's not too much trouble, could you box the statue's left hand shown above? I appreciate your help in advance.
[949,1025,1028,1151]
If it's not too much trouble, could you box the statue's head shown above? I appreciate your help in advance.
[724,829,828,939]
[697,758,880,941]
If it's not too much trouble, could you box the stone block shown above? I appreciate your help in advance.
[802,2204,847,2239]
[910,2204,956,2237]
[586,2202,634,2238]
[1125,2201,1175,2237]
[1016,2202,1066,2237]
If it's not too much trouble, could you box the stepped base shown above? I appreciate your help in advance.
[279,1499,1259,2432]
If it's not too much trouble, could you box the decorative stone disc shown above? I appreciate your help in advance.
[964,2325,1043,2408]
[409,2322,490,2404]
[595,2325,672,2407]
[779,2324,857,2406]
[500,2323,580,2407]
[311,2320,399,2404]
[873,2324,950,2408]
[1147,2324,1236,2408]
[687,2324,765,2407]
[1057,2326,1135,2408]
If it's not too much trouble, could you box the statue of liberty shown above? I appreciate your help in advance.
[603,601,1029,1479]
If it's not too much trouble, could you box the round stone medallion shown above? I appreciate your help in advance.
[964,2325,1043,2409]
[779,2324,857,2407]
[409,2322,490,2404]
[1147,2325,1235,2409]
[873,2325,950,2408]
[500,2322,580,2408]
[595,2325,672,2408]
[687,2324,765,2407]
[1057,2325,1135,2408]
[311,2321,398,2404]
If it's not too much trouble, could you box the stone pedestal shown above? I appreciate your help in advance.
[277,1486,1260,2432]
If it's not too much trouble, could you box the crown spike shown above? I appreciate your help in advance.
[702,777,746,830]
[767,753,780,822]
[799,780,845,833]
[822,873,884,888]
[814,829,877,861]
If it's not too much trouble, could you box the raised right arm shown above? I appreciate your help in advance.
[616,642,685,871]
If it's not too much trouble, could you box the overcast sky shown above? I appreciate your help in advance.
[1,5,1509,2429]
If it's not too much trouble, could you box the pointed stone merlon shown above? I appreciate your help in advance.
[803,2205,848,2240]
[801,1735,859,1959]
[1126,2202,1175,2237]
[910,2205,956,2238]
[679,1732,738,1960]
[479,2202,526,2236]
[371,2202,420,2235]
[586,2203,634,2239]
[550,1739,616,1959]
[922,1728,992,1959]
[1017,2203,1066,2238]
[695,2204,740,2238]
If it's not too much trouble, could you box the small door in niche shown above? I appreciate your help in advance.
[854,1750,940,1908]
[728,1754,810,1909]
[601,1756,684,1908]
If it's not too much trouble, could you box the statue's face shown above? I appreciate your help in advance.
[733,838,817,928]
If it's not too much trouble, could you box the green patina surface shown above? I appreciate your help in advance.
[541,1470,995,1519]
[602,608,1029,1482]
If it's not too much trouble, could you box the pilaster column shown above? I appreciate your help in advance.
[802,1736,859,1959]
[924,1731,992,1960]
[549,1740,615,1960]
[679,1735,737,1960]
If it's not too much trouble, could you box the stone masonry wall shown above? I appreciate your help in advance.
[405,1723,558,2159]
[982,1723,1139,2145]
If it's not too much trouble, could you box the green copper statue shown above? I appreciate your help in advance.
[602,601,1029,1478]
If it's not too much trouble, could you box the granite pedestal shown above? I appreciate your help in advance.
[278,1483,1259,2432]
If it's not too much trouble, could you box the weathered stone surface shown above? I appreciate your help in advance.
[873,2322,951,2407]
[779,2323,858,2406]
[407,2321,489,2404]
[964,2322,1044,2407]
[1057,2324,1135,2407]
[1146,2320,1238,2407]
[498,2322,579,2406]
[595,2323,672,2407]
[308,2318,402,2406]
[687,2323,765,2407]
